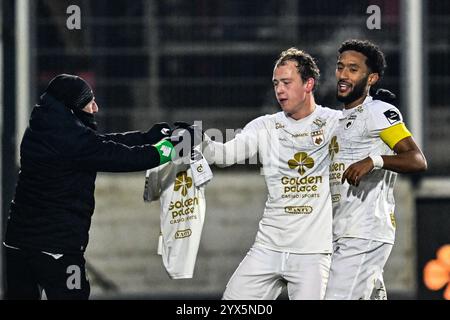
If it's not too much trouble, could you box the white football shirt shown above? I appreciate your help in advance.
[330,96,411,244]
[204,105,341,253]
[144,157,210,279]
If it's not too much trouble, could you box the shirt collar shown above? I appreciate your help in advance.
[342,95,373,116]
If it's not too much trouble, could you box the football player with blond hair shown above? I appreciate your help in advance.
[203,48,341,299]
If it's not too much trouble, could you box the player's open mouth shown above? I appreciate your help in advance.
[279,98,288,105]
[338,81,352,94]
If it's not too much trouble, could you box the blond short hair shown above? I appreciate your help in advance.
[275,47,320,90]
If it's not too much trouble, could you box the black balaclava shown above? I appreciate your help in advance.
[45,74,98,131]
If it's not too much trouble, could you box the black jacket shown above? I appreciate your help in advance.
[5,93,162,253]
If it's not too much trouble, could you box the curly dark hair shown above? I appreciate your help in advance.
[275,47,320,91]
[338,39,387,78]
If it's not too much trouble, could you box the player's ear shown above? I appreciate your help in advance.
[305,78,315,93]
[368,73,379,86]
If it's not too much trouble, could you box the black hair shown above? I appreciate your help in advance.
[338,39,387,78]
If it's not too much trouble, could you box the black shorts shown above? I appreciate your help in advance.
[4,246,90,300]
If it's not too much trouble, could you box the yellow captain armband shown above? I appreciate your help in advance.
[379,123,412,149]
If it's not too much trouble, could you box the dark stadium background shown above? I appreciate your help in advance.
[1,0,449,300]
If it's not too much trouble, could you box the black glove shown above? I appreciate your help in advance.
[173,121,203,147]
[165,121,202,160]
[372,88,396,104]
[145,122,172,144]
[173,121,191,130]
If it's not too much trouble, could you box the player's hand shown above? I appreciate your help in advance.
[165,129,187,147]
[173,121,192,130]
[163,124,202,161]
[145,122,172,144]
[172,121,203,148]
[341,157,374,186]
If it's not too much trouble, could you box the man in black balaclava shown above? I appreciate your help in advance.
[45,74,98,130]
[3,74,199,300]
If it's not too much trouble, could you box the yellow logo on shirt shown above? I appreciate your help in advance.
[175,229,192,239]
[169,197,199,222]
[281,176,322,195]
[170,172,199,224]
[328,136,339,160]
[288,152,314,175]
[331,194,341,203]
[313,118,326,128]
[285,206,313,214]
[390,213,396,228]
[330,162,345,181]
[174,171,192,196]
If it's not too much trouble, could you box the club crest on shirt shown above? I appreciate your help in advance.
[384,109,401,124]
[344,114,357,130]
[311,129,324,146]
[310,117,326,146]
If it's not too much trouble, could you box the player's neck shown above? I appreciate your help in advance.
[344,95,366,110]
[289,96,316,121]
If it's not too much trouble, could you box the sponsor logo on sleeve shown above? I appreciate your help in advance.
[383,109,401,124]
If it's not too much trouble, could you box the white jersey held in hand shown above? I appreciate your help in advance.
[143,153,211,279]
[330,95,412,244]
[203,105,341,253]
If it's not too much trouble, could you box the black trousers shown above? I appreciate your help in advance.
[5,246,90,300]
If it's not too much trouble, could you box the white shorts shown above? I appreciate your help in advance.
[324,237,393,300]
[222,245,331,300]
